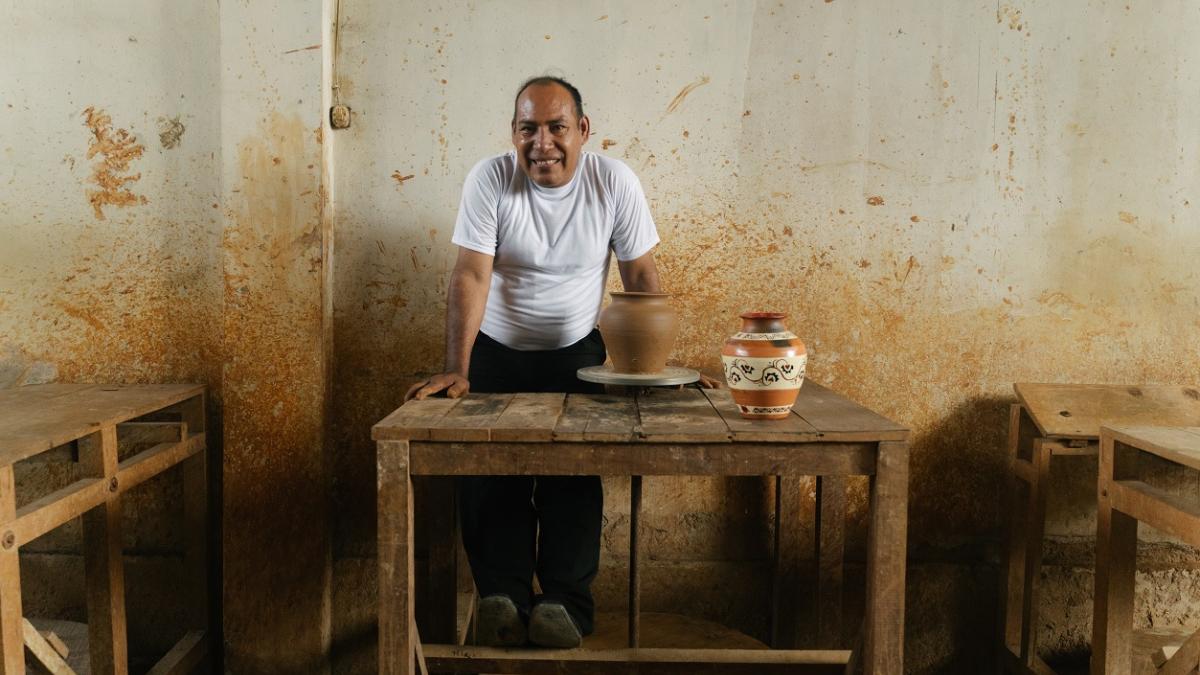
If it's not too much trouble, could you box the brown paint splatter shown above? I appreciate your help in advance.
[56,301,106,332]
[601,139,618,150]
[866,196,885,206]
[596,14,608,21]
[82,107,147,220]
[282,44,321,54]
[665,75,711,115]
[1118,211,1138,224]
[392,171,415,186]
[910,215,920,223]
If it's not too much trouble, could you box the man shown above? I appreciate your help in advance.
[405,75,691,648]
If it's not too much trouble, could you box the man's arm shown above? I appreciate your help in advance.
[404,247,493,401]
[616,250,662,293]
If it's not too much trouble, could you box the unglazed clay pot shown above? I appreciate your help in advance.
[721,312,807,419]
[598,292,679,374]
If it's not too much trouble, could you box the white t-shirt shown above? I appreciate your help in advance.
[452,151,660,350]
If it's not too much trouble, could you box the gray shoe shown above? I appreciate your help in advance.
[528,602,582,648]
[475,594,527,647]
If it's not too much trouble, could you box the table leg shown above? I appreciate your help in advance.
[629,475,642,648]
[1092,434,1138,675]
[1000,404,1035,668]
[179,394,211,651]
[770,475,782,647]
[863,440,908,675]
[814,475,845,648]
[0,465,23,674]
[80,425,128,675]
[1018,440,1051,666]
[379,440,414,675]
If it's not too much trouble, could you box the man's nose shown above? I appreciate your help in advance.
[534,127,554,148]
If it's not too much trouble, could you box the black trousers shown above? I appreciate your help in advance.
[460,329,605,635]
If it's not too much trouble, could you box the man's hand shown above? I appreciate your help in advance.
[697,372,722,389]
[404,373,471,401]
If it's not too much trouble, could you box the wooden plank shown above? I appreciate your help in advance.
[422,645,851,674]
[373,397,464,441]
[1018,441,1052,666]
[789,382,908,440]
[701,389,821,442]
[553,394,638,442]
[635,389,730,443]
[629,475,642,648]
[117,434,205,493]
[774,475,806,650]
[1158,626,1200,675]
[814,475,845,649]
[379,440,414,675]
[490,393,566,442]
[12,477,109,546]
[0,465,23,675]
[410,442,877,477]
[79,425,129,675]
[1002,405,1035,654]
[0,384,204,466]
[1015,383,1200,440]
[1110,481,1200,547]
[1093,433,1140,675]
[862,441,908,675]
[428,394,514,442]
[175,394,210,642]
[1105,426,1200,472]
[23,618,74,674]
[145,630,206,675]
[42,630,70,659]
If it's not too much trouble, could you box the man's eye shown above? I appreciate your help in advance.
[551,125,566,133]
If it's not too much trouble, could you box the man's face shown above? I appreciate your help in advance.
[512,83,590,188]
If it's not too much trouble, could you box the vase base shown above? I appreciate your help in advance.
[736,404,795,420]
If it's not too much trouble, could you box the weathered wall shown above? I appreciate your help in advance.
[3,2,335,671]
[330,1,1200,672]
[0,0,223,663]
[218,0,332,671]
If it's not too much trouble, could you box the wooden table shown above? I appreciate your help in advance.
[1093,426,1200,675]
[1000,383,1200,674]
[0,384,210,675]
[374,382,909,674]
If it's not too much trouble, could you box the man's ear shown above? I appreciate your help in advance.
[579,115,591,142]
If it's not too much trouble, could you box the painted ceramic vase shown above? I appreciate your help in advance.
[598,292,679,374]
[721,312,807,419]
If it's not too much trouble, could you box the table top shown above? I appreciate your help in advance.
[1014,383,1200,440]
[1102,425,1200,472]
[373,381,907,444]
[0,383,203,467]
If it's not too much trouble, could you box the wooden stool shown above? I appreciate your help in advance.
[1000,383,1200,674]
[0,384,210,674]
[1092,426,1200,675]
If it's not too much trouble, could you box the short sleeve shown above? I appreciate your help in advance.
[607,160,660,262]
[451,158,503,256]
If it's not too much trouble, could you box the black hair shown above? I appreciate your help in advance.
[513,76,584,122]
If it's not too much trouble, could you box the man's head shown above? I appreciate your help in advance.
[511,76,590,188]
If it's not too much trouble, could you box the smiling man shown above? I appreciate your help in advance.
[404,75,665,648]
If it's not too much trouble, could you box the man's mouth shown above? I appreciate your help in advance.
[531,158,561,168]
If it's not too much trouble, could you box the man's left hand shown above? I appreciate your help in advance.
[697,372,722,389]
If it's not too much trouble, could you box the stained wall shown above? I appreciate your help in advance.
[329,1,1200,672]
[1,0,223,663]
[2,1,334,671]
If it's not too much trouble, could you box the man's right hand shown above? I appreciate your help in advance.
[404,373,471,402]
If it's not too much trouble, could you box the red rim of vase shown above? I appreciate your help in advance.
[740,311,787,320]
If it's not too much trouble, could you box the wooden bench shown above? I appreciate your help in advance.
[0,384,210,675]
[1000,383,1200,674]
[374,382,910,674]
[1092,426,1200,675]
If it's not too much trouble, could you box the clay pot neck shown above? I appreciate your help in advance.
[739,312,788,333]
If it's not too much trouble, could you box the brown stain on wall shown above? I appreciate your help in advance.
[157,115,186,149]
[222,110,330,671]
[82,107,148,219]
[665,75,711,115]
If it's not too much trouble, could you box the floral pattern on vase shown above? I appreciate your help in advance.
[721,313,807,419]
